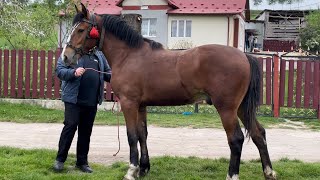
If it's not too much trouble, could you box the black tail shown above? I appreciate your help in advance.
[241,54,261,137]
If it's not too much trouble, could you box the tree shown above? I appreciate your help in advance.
[299,11,320,53]
[0,0,72,49]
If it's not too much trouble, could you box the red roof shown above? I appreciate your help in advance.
[116,0,179,8]
[81,0,247,15]
[167,0,179,9]
[168,0,247,14]
[82,0,121,15]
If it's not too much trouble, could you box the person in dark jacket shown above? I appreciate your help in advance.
[53,49,111,173]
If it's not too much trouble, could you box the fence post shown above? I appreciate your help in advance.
[194,103,199,113]
[318,101,320,120]
[318,91,320,120]
[273,54,280,118]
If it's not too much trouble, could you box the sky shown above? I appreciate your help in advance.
[250,0,320,10]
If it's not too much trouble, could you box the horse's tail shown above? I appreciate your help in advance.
[240,54,261,138]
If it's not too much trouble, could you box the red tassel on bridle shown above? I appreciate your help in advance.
[89,27,99,39]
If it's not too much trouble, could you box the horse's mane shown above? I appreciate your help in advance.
[73,13,85,25]
[102,15,163,50]
[143,38,163,49]
[72,13,163,50]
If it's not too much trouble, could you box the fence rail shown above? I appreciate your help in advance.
[0,49,319,119]
[0,49,114,101]
[255,54,320,119]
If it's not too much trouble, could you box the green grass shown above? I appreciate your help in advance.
[0,101,319,130]
[0,146,126,180]
[1,147,320,180]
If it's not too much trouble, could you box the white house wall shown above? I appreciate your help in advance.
[58,19,73,48]
[168,15,234,49]
[237,16,245,51]
[122,0,167,6]
[228,17,235,48]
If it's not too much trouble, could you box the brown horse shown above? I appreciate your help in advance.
[62,4,277,180]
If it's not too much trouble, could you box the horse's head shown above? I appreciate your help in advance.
[62,3,100,66]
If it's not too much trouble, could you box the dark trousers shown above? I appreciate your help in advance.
[56,102,97,165]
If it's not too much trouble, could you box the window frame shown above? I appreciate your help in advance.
[141,18,157,37]
[171,19,192,37]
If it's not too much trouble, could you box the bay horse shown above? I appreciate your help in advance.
[62,4,277,180]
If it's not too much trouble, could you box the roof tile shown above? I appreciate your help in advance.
[168,0,247,14]
[82,0,121,15]
[81,0,247,15]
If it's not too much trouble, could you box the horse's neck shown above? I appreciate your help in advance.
[102,33,130,68]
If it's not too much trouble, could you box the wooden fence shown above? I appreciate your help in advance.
[0,49,114,101]
[0,49,319,119]
[256,54,320,119]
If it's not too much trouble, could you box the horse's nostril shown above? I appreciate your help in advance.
[62,55,70,66]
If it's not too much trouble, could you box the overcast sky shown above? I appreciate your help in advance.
[250,0,320,10]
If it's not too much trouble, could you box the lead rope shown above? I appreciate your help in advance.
[112,98,121,156]
[85,67,109,74]
[85,67,121,156]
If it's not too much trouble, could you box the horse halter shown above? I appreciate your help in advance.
[66,14,100,56]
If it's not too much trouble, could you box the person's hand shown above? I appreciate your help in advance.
[74,67,85,77]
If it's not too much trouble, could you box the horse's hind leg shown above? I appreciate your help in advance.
[218,109,244,180]
[121,99,140,180]
[137,106,150,176]
[238,110,276,180]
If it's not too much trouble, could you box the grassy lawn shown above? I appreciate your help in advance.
[1,146,320,180]
[0,101,319,130]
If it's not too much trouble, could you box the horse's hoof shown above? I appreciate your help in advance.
[226,174,239,180]
[264,166,277,180]
[123,164,139,180]
[123,176,135,180]
[139,167,150,177]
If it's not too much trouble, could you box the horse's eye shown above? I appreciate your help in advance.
[78,29,85,33]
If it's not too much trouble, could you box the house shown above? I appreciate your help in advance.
[61,0,250,51]
[248,9,310,52]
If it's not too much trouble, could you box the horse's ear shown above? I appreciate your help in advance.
[80,3,89,19]
[74,4,79,13]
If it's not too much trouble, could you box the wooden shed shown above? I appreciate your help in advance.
[255,9,310,52]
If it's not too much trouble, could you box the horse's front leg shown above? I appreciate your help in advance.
[121,99,140,180]
[137,106,150,176]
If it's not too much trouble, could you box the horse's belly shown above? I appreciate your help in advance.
[141,86,203,106]
[144,97,193,106]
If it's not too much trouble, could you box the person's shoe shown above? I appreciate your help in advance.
[76,164,93,173]
[53,160,64,172]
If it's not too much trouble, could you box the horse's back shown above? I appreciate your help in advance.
[176,44,251,107]
[176,44,250,83]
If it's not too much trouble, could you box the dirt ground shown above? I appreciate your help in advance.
[0,122,319,165]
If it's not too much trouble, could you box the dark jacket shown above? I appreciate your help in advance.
[55,50,111,105]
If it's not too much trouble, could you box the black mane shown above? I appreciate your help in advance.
[72,13,163,50]
[73,13,85,25]
[102,15,163,50]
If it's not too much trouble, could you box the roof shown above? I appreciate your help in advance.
[116,0,179,8]
[167,0,247,15]
[82,0,121,15]
[81,0,247,15]
[255,9,311,20]
[167,0,179,9]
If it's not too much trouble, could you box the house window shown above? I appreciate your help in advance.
[142,18,157,37]
[171,20,192,37]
